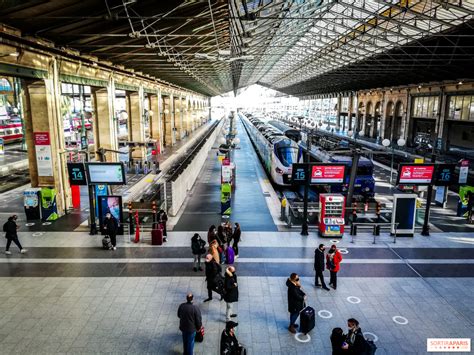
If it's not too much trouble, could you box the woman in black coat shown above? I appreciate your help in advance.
[103,213,118,250]
[224,266,238,321]
[286,273,306,333]
[191,233,206,272]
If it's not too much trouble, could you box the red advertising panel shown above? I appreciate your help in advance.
[311,164,346,184]
[397,164,435,185]
[33,132,50,145]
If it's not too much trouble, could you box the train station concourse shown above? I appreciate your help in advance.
[0,1,474,354]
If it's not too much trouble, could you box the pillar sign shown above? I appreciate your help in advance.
[34,132,53,177]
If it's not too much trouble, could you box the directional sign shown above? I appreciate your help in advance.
[433,164,456,186]
[291,163,309,186]
[67,163,87,186]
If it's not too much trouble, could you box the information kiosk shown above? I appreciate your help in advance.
[319,193,345,237]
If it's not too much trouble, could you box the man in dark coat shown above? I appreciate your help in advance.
[4,215,26,255]
[204,254,223,302]
[286,273,306,334]
[231,222,241,257]
[103,212,119,250]
[314,243,330,290]
[191,233,206,272]
[177,293,202,355]
[220,321,245,355]
[224,266,238,321]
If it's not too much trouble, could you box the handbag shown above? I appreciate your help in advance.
[195,326,205,342]
[217,246,223,253]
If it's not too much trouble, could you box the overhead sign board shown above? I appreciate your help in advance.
[433,164,456,186]
[311,164,346,184]
[67,163,88,186]
[397,164,435,185]
[86,162,126,185]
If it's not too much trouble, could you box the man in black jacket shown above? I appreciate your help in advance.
[4,215,26,255]
[177,293,202,355]
[286,273,306,334]
[314,244,330,291]
[220,321,245,355]
[204,254,223,302]
[224,266,238,321]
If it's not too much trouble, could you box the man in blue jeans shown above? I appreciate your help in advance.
[177,293,202,355]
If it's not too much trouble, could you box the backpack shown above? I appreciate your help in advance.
[102,235,112,250]
[364,339,377,355]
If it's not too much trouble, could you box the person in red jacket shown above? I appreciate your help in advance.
[326,244,343,290]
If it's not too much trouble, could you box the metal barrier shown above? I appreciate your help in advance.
[349,222,399,244]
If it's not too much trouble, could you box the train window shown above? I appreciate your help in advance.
[356,166,373,176]
[275,147,299,167]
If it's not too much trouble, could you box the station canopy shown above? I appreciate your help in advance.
[0,0,473,97]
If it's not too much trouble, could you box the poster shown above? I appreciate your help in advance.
[34,132,53,177]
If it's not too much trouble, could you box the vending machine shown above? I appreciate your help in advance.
[319,193,345,237]
[221,183,232,215]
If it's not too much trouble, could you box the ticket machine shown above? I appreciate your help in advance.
[319,193,345,237]
[221,182,231,215]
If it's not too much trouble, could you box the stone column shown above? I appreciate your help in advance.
[129,90,146,159]
[163,95,175,146]
[174,95,183,141]
[92,85,118,162]
[149,94,162,149]
[336,94,341,130]
[25,78,68,216]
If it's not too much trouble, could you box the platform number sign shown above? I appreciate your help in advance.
[67,163,88,186]
[291,163,309,186]
[433,164,456,186]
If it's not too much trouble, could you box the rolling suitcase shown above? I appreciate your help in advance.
[151,228,163,245]
[299,306,315,334]
[225,246,235,264]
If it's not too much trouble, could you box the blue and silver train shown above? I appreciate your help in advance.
[241,113,303,186]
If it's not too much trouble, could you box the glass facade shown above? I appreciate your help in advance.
[447,94,474,121]
[412,96,439,118]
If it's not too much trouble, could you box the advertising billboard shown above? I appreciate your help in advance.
[311,164,346,184]
[397,164,435,185]
[86,162,126,185]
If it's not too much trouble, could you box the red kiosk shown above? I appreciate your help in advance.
[318,194,345,237]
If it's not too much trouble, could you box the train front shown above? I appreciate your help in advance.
[272,138,303,185]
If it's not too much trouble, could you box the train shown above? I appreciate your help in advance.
[0,105,23,143]
[240,112,303,186]
[269,118,376,198]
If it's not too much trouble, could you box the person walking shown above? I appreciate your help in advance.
[191,233,206,272]
[3,215,26,255]
[231,222,241,258]
[207,225,217,243]
[286,273,306,334]
[342,318,366,354]
[177,293,202,355]
[204,254,223,302]
[103,212,119,250]
[314,244,330,291]
[159,209,168,242]
[224,266,239,321]
[327,244,343,290]
[220,321,246,355]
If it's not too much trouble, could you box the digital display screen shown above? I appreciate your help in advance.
[291,163,309,186]
[433,164,456,186]
[86,163,126,185]
[67,163,88,186]
[311,164,346,184]
[397,164,434,185]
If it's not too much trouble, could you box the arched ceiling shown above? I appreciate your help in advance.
[1,0,473,97]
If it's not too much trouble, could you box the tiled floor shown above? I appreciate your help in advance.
[1,230,474,354]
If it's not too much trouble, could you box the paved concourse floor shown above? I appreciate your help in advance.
[1,229,473,354]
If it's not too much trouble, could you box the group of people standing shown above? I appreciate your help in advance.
[207,222,241,264]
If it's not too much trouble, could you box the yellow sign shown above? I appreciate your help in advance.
[414,158,424,164]
[218,155,224,162]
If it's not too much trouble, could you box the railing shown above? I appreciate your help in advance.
[349,222,399,244]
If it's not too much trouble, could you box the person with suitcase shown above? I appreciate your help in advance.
[158,209,168,242]
[286,273,306,334]
[327,244,343,290]
[191,233,206,272]
[4,215,27,255]
[103,212,118,250]
[177,293,202,355]
[204,254,223,302]
[224,266,238,321]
